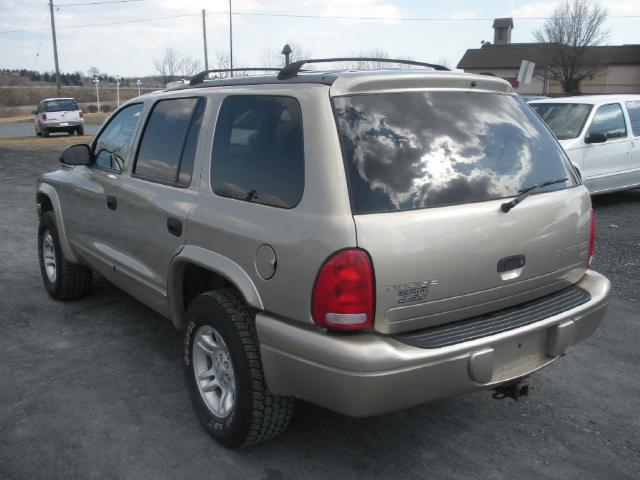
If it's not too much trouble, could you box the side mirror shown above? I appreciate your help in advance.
[60,144,92,166]
[585,132,607,144]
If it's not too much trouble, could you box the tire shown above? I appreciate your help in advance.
[183,289,294,448]
[38,211,92,300]
[35,126,41,137]
[42,128,49,138]
[76,126,84,136]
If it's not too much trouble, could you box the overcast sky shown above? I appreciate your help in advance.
[1,0,639,77]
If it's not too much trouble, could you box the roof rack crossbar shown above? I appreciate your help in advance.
[190,68,282,86]
[277,57,450,80]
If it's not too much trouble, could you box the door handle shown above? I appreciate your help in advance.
[167,217,183,237]
[106,195,117,210]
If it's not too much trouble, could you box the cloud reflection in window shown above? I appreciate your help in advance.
[334,91,571,214]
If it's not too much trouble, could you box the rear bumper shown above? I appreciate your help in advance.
[257,270,611,417]
[42,120,83,130]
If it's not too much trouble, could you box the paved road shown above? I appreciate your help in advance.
[0,142,639,480]
[0,120,100,139]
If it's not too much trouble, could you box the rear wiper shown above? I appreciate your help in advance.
[501,177,568,213]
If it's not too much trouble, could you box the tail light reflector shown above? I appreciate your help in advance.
[588,209,595,268]
[42,113,47,121]
[311,248,375,330]
[79,111,84,118]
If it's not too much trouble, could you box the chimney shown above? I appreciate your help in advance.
[493,17,513,44]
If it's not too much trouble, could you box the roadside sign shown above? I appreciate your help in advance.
[517,60,535,84]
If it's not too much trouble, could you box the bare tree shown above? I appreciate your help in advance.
[211,51,231,78]
[178,55,202,79]
[533,0,608,95]
[153,47,181,85]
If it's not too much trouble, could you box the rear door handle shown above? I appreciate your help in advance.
[106,195,117,210]
[167,217,183,237]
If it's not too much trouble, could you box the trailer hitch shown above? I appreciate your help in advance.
[492,378,529,401]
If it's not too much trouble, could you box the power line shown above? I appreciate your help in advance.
[1,10,639,35]
[54,0,144,6]
[0,13,198,34]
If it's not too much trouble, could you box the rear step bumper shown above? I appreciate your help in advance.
[257,270,611,417]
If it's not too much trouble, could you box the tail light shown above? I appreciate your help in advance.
[42,113,47,121]
[79,111,84,118]
[311,248,375,330]
[587,209,596,268]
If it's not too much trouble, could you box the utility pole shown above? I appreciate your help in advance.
[202,9,208,70]
[229,0,233,77]
[48,0,61,93]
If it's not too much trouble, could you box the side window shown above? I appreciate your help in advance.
[134,97,205,186]
[625,101,640,137]
[94,103,143,171]
[588,103,627,140]
[211,95,304,208]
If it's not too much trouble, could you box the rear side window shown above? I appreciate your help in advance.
[211,95,304,208]
[134,97,206,185]
[588,103,627,139]
[45,99,78,112]
[625,101,640,137]
[333,91,576,214]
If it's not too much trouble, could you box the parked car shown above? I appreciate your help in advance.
[529,95,640,194]
[36,60,611,448]
[33,97,84,137]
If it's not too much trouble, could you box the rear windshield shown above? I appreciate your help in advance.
[333,91,576,215]
[529,103,592,140]
[45,99,79,112]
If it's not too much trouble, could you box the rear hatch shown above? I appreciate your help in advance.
[44,99,81,122]
[333,89,590,334]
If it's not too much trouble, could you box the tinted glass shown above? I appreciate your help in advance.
[178,98,206,185]
[94,103,143,171]
[135,98,202,184]
[529,103,592,140]
[211,95,304,208]
[45,99,78,112]
[589,103,627,139]
[334,91,575,215]
[625,101,640,137]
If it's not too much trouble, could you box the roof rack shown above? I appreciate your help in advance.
[189,68,282,86]
[277,57,450,80]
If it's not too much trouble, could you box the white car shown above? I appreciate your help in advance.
[33,97,84,137]
[530,95,640,194]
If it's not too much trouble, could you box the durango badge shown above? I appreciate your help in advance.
[386,280,438,304]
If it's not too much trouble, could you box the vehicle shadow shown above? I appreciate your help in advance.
[591,188,640,208]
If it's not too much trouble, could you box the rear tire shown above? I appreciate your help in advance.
[42,128,49,138]
[76,126,84,136]
[38,211,92,300]
[35,126,41,136]
[183,289,294,448]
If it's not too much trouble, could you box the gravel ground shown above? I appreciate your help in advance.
[1,139,639,480]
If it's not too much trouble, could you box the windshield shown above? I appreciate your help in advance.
[45,99,79,112]
[529,103,592,140]
[333,91,576,215]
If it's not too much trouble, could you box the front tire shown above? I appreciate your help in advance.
[183,289,294,448]
[38,211,92,300]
